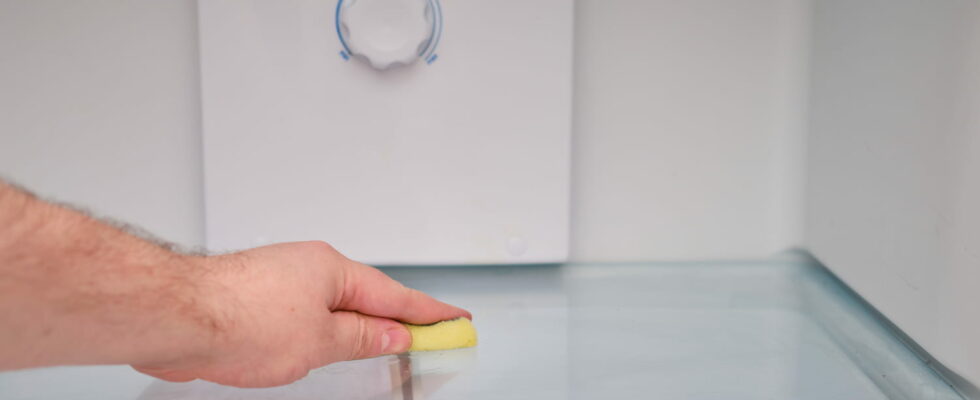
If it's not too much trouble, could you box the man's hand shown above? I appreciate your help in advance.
[0,181,470,388]
[133,242,470,388]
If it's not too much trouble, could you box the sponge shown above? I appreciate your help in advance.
[403,318,478,352]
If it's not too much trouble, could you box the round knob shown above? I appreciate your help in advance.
[340,0,433,69]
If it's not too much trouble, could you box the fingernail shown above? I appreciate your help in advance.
[382,326,412,354]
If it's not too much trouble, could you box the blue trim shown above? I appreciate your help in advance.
[334,0,352,54]
[418,0,437,56]
[423,0,443,60]
[336,0,441,64]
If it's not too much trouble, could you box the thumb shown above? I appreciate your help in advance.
[131,366,198,383]
[326,311,413,362]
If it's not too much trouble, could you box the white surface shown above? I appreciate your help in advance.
[805,0,980,388]
[0,1,810,262]
[0,260,961,399]
[340,0,433,69]
[199,0,573,264]
[0,0,204,250]
[571,0,809,261]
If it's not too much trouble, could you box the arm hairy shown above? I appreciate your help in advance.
[0,180,469,388]
[0,181,221,369]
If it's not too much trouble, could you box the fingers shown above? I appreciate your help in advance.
[324,311,412,362]
[335,259,472,325]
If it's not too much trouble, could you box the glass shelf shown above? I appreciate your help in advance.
[0,256,963,399]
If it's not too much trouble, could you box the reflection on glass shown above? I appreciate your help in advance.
[137,349,478,400]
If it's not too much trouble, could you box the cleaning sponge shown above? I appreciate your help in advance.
[403,318,478,352]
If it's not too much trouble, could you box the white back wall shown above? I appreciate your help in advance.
[805,0,980,387]
[0,0,204,249]
[571,0,809,261]
[0,0,810,261]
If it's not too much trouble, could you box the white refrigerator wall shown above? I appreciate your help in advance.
[0,0,807,260]
[805,0,980,387]
[0,0,205,249]
[198,0,573,265]
[571,0,808,261]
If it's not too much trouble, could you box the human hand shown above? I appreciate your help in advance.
[132,241,470,388]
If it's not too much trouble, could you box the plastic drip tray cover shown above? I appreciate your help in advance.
[0,257,964,399]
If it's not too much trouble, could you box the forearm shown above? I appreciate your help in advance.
[0,182,216,369]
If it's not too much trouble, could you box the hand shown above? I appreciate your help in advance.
[132,241,470,388]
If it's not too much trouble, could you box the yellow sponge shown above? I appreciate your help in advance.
[403,318,478,352]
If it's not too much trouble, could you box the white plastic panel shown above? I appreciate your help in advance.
[198,0,572,265]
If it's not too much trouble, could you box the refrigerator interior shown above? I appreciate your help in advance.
[0,0,978,398]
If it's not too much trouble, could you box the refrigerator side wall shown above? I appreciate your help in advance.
[805,0,980,389]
